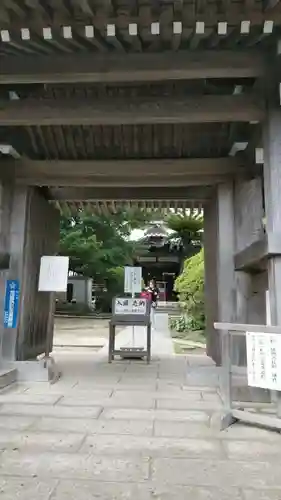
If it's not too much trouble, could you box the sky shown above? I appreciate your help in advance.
[129,226,174,241]
[129,228,145,241]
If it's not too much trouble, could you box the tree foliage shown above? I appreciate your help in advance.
[174,248,205,330]
[59,209,149,288]
[165,211,203,253]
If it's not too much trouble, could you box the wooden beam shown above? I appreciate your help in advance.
[16,175,240,187]
[47,186,212,201]
[0,95,264,126]
[233,231,281,272]
[13,157,245,182]
[0,50,266,84]
[234,235,269,272]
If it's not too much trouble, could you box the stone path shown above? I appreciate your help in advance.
[0,351,281,499]
[54,318,111,348]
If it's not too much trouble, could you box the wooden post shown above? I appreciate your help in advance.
[1,186,60,361]
[216,183,236,366]
[263,109,281,415]
[204,194,219,363]
[221,330,232,409]
[1,185,28,361]
[0,181,14,364]
[263,110,281,319]
[233,177,265,365]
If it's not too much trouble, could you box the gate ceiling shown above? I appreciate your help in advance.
[0,0,276,212]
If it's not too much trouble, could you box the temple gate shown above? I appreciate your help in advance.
[0,0,280,370]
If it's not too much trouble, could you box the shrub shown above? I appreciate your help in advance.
[170,314,205,333]
[174,249,205,330]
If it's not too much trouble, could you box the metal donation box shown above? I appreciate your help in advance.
[108,297,151,364]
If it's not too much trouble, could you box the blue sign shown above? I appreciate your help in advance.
[3,280,20,329]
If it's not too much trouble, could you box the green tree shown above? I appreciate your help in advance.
[59,209,150,288]
[165,211,203,256]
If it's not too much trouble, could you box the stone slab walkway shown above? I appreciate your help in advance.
[0,351,281,499]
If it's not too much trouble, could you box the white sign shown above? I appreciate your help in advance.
[124,266,142,294]
[246,331,281,391]
[38,256,69,292]
[115,298,147,315]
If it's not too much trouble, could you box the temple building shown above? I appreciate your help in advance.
[134,223,201,301]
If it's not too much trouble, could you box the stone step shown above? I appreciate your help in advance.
[157,308,181,315]
[0,368,17,390]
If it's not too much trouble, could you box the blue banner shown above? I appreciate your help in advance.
[3,280,20,329]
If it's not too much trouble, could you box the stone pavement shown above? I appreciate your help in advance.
[54,317,112,348]
[0,352,281,499]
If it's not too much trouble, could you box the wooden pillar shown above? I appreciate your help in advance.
[1,186,60,361]
[262,109,281,413]
[204,194,219,363]
[216,182,237,359]
[0,181,14,365]
[205,183,236,365]
[234,177,264,255]
[233,177,266,365]
[263,110,281,326]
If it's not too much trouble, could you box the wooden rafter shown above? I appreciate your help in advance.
[0,51,266,84]
[0,95,264,126]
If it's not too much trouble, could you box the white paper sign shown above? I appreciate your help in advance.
[38,256,69,292]
[246,331,281,391]
[114,298,147,315]
[124,266,142,294]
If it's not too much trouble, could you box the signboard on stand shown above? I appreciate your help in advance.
[3,279,20,328]
[38,256,69,292]
[246,331,281,391]
[124,266,142,294]
[114,297,148,316]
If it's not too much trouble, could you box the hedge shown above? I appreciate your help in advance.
[174,248,205,330]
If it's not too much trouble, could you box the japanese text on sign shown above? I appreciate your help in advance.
[38,256,69,292]
[124,267,142,294]
[114,298,147,315]
[3,280,20,329]
[246,332,281,391]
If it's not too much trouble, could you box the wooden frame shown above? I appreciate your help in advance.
[214,322,281,431]
[108,320,151,365]
[109,298,152,364]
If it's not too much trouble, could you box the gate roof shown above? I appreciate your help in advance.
[0,0,274,211]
